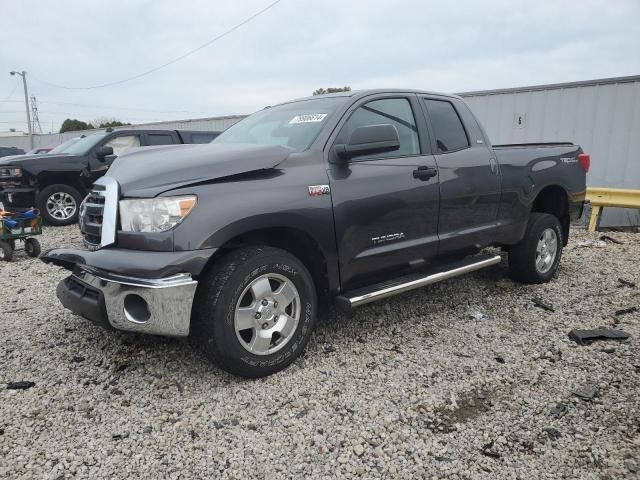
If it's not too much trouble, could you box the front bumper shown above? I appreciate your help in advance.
[44,246,218,337]
[57,265,197,336]
[0,187,36,208]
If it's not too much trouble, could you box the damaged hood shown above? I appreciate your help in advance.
[107,143,294,197]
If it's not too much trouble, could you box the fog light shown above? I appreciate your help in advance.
[123,294,151,323]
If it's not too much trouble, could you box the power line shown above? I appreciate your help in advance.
[30,0,282,91]
[2,81,20,102]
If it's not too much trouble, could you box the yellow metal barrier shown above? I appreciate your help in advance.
[585,187,640,231]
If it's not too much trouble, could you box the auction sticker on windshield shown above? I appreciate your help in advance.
[289,114,327,124]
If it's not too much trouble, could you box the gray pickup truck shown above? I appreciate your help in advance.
[43,89,588,377]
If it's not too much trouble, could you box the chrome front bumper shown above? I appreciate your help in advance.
[58,266,198,337]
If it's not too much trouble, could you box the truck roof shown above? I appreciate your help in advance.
[282,88,463,106]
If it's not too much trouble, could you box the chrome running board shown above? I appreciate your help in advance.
[336,254,502,310]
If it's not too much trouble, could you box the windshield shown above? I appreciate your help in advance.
[58,132,108,155]
[212,97,346,152]
[49,137,81,154]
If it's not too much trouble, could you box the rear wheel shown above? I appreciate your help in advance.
[24,238,41,258]
[38,184,82,226]
[0,241,13,262]
[509,213,563,283]
[192,246,317,378]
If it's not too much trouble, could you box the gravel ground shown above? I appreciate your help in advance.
[1,226,639,479]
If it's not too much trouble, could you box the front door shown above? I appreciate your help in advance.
[327,95,440,289]
[89,133,142,183]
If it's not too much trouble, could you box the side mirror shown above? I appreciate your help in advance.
[334,124,400,161]
[95,146,114,161]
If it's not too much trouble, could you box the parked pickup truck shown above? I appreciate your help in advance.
[43,89,588,377]
[0,146,25,158]
[0,128,220,225]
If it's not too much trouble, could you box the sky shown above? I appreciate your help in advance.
[1,0,639,133]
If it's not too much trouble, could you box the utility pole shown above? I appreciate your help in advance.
[9,70,33,149]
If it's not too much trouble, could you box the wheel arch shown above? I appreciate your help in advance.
[530,185,570,245]
[36,174,88,198]
[200,225,336,303]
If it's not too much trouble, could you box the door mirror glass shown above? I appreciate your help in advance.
[95,146,114,161]
[335,124,400,161]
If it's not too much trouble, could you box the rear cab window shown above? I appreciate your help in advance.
[423,99,470,153]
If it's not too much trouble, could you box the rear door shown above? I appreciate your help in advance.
[327,94,440,289]
[420,96,500,253]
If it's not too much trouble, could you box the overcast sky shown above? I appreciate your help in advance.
[1,0,639,133]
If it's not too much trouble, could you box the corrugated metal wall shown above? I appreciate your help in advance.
[0,115,247,151]
[460,76,640,227]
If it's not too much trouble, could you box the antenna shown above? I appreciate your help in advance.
[30,95,42,134]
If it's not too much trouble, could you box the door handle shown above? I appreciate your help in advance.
[413,166,438,180]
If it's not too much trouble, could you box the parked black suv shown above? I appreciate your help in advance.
[44,89,588,378]
[0,129,219,225]
[0,146,25,158]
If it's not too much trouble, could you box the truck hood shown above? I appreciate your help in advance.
[0,153,80,169]
[107,143,294,197]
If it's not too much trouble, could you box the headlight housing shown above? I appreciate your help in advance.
[0,167,22,177]
[119,195,196,233]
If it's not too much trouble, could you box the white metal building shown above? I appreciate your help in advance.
[460,75,640,227]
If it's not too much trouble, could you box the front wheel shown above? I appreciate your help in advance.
[38,184,83,226]
[509,213,563,284]
[192,246,317,378]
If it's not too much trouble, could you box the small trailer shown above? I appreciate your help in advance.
[0,208,42,261]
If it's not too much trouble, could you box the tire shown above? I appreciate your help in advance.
[509,213,563,284]
[37,184,83,226]
[24,238,41,258]
[192,246,317,378]
[0,240,13,262]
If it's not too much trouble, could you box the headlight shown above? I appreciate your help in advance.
[0,167,22,177]
[119,195,196,233]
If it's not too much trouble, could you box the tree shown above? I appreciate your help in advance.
[313,86,352,96]
[92,117,131,129]
[59,118,94,133]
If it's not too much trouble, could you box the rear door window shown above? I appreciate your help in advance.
[424,99,469,153]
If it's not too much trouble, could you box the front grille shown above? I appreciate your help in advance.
[81,185,105,247]
[80,177,118,249]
